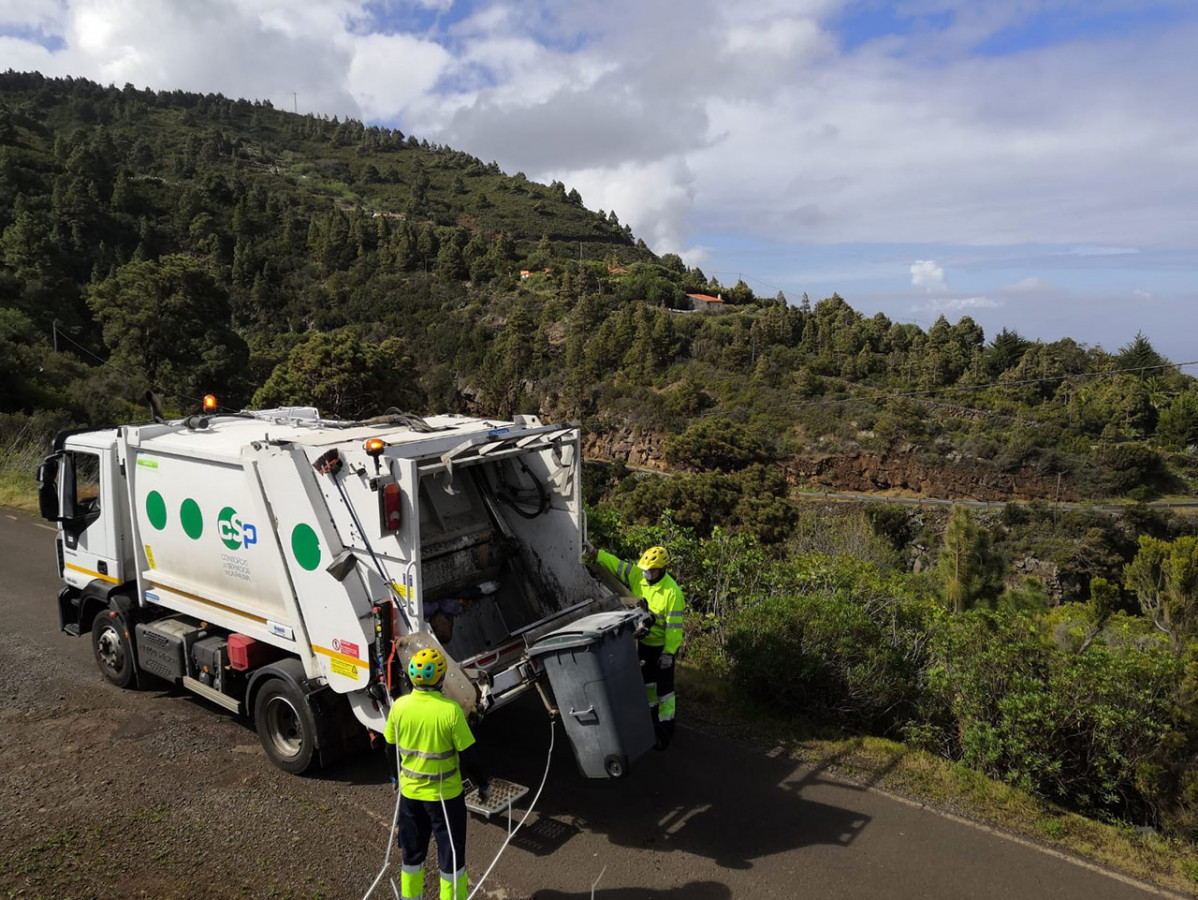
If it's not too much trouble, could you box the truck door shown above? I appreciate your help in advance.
[59,448,124,590]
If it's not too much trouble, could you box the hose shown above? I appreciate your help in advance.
[494,459,549,520]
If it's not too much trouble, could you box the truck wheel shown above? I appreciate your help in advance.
[91,613,136,688]
[254,679,319,775]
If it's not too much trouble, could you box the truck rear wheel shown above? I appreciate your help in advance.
[92,613,136,688]
[254,679,319,775]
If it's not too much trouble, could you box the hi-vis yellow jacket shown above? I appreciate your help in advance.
[597,550,685,654]
[384,689,475,801]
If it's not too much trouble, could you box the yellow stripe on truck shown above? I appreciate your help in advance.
[65,563,119,585]
[312,644,369,669]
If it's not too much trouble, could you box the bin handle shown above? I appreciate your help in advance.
[569,705,599,724]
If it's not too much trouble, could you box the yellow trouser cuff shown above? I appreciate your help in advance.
[440,870,469,900]
[401,867,424,899]
[659,693,676,721]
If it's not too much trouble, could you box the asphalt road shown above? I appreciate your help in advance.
[0,508,1180,899]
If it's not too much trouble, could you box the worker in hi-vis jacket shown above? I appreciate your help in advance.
[385,647,489,900]
[586,544,685,749]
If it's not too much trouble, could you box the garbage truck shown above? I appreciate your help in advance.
[36,402,656,778]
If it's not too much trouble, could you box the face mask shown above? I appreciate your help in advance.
[642,568,662,583]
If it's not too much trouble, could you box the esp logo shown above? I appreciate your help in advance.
[218,506,258,551]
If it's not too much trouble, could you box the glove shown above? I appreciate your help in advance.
[477,780,492,801]
[389,775,398,793]
[659,653,674,670]
[582,543,597,564]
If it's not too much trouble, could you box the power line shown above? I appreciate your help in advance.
[51,326,207,410]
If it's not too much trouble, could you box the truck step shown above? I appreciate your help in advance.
[181,675,242,713]
[464,778,529,818]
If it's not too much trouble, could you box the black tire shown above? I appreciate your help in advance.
[253,678,320,775]
[91,612,136,688]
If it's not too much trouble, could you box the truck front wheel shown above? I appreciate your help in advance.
[254,679,319,775]
[91,613,136,688]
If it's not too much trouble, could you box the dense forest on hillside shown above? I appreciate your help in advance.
[4,73,1198,848]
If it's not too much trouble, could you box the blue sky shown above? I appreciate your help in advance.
[2,0,1196,361]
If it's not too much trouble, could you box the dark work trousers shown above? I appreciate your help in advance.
[399,793,467,876]
[638,642,676,748]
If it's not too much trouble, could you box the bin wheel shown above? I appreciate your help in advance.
[604,755,627,779]
[92,613,136,688]
[254,679,320,775]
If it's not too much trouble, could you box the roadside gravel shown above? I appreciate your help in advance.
[0,631,472,900]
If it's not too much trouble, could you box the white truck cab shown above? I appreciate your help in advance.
[39,407,649,777]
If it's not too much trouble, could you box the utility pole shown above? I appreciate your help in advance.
[293,92,298,114]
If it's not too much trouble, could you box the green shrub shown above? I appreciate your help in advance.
[924,611,1186,822]
[724,558,939,733]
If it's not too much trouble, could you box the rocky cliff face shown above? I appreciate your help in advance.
[782,452,1074,502]
[583,426,1073,502]
[583,426,670,471]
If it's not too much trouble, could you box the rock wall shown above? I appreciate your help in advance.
[584,426,1073,502]
[784,452,1074,502]
[583,426,669,471]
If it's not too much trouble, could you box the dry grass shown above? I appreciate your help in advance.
[0,426,47,512]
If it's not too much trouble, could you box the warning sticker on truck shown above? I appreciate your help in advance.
[330,658,360,680]
[144,545,156,569]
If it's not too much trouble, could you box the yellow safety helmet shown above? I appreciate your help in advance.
[408,647,447,687]
[637,546,670,570]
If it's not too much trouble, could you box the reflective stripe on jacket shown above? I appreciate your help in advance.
[596,549,685,654]
[384,688,475,801]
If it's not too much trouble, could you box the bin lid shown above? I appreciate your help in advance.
[527,609,646,656]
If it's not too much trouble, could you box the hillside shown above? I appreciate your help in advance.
[7,72,1198,853]
[3,71,1198,519]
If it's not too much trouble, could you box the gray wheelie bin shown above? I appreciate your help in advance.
[528,609,655,778]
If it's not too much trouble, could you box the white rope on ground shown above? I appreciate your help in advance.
[466,717,556,900]
[591,865,607,899]
[362,713,557,900]
[360,729,405,900]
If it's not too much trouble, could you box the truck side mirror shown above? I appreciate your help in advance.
[36,454,61,522]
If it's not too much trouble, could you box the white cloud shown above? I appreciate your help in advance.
[347,32,451,121]
[910,259,948,292]
[1134,289,1153,300]
[1,0,1196,263]
[913,296,1000,313]
[561,156,697,254]
[1066,246,1140,257]
[1001,276,1053,293]
[679,245,710,268]
[0,34,58,70]
[0,0,64,31]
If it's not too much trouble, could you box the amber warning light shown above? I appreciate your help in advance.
[380,482,402,533]
[364,438,386,457]
[203,394,218,412]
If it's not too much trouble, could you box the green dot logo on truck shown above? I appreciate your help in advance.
[218,506,258,551]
